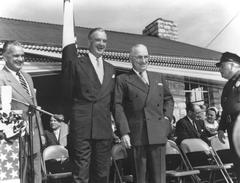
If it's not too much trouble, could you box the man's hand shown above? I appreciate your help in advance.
[121,134,131,149]
[218,130,226,144]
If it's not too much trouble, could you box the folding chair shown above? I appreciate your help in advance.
[111,143,133,183]
[42,145,72,183]
[166,140,200,183]
[210,135,232,166]
[210,135,236,182]
[180,138,233,183]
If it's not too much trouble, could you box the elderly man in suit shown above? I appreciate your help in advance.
[44,114,68,147]
[62,1,116,182]
[0,40,45,183]
[175,102,210,145]
[114,44,174,183]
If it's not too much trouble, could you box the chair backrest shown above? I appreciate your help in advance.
[111,143,128,160]
[166,140,180,154]
[166,140,182,171]
[43,145,69,161]
[210,135,230,151]
[166,140,180,155]
[180,138,211,154]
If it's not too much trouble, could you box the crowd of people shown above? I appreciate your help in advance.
[1,0,240,183]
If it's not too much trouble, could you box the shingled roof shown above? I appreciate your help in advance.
[0,17,225,83]
[0,17,221,59]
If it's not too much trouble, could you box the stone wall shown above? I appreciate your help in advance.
[167,79,186,121]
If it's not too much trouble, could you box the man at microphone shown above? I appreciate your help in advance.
[0,40,45,183]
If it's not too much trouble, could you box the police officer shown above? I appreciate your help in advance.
[216,52,240,182]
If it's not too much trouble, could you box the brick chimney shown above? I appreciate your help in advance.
[143,18,178,40]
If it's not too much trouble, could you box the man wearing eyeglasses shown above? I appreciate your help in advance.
[114,44,174,183]
[175,102,210,145]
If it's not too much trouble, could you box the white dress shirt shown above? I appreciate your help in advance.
[133,69,149,85]
[88,52,104,84]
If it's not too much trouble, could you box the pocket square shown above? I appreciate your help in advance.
[157,83,163,86]
[112,74,115,78]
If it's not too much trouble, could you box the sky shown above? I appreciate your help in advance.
[0,0,240,54]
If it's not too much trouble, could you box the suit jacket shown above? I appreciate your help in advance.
[0,66,44,153]
[175,116,210,145]
[219,71,240,132]
[44,122,69,147]
[62,44,116,139]
[114,70,174,145]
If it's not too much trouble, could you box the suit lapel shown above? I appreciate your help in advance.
[50,131,59,144]
[146,72,159,101]
[2,67,33,104]
[99,61,112,89]
[79,56,101,87]
[186,117,199,136]
[127,70,149,93]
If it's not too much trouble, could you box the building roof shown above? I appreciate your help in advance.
[0,17,222,59]
[0,17,225,83]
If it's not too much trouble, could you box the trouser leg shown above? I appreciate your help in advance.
[148,144,166,183]
[89,139,112,183]
[70,138,91,183]
[133,146,147,183]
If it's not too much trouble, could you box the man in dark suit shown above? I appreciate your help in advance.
[44,114,68,148]
[0,40,45,183]
[175,102,210,145]
[216,52,240,182]
[62,1,116,182]
[114,44,174,183]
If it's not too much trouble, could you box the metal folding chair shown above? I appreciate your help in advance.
[42,145,72,183]
[210,135,237,182]
[180,138,233,183]
[166,140,200,183]
[111,143,133,183]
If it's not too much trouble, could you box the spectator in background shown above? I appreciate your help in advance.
[44,114,69,148]
[175,102,210,145]
[204,107,219,137]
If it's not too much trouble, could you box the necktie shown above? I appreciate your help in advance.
[16,72,30,95]
[96,58,104,84]
[139,72,149,85]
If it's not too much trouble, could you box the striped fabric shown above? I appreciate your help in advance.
[16,72,30,95]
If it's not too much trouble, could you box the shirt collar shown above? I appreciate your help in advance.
[187,116,193,123]
[133,68,147,76]
[5,65,18,75]
[88,52,103,62]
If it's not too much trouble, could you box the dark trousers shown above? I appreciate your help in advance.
[70,138,112,183]
[228,124,240,183]
[133,144,166,183]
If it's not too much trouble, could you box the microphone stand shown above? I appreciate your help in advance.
[12,98,57,118]
[27,105,35,182]
[12,98,59,182]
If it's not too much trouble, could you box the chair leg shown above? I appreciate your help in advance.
[113,160,123,183]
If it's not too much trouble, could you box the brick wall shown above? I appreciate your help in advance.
[143,18,178,40]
